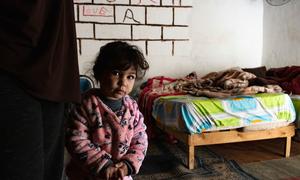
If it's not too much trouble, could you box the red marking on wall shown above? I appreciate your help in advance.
[83,6,113,17]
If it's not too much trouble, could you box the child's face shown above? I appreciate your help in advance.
[99,65,136,100]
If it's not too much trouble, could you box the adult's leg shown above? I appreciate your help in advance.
[1,72,44,180]
[41,100,65,180]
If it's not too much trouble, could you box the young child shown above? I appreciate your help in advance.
[65,41,149,180]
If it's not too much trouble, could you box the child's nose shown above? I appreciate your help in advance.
[118,76,127,86]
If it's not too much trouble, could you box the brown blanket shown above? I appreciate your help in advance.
[243,66,300,95]
[175,69,282,98]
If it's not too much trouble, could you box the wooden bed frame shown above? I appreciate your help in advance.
[156,122,295,170]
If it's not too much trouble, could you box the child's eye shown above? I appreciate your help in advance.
[128,75,136,80]
[111,70,120,76]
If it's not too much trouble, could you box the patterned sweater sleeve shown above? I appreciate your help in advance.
[121,104,148,175]
[65,95,112,176]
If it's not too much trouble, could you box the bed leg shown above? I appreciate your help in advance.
[188,145,195,170]
[285,136,291,157]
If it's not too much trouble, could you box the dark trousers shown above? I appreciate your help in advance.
[0,72,65,180]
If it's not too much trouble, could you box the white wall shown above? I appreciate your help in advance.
[76,0,263,79]
[262,0,300,68]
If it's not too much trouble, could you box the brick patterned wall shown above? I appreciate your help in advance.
[74,0,193,56]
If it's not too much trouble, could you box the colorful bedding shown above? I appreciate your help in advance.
[152,93,296,134]
[291,95,300,129]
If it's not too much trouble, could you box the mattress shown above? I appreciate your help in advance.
[152,93,296,134]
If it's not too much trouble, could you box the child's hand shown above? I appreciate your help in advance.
[102,165,119,180]
[101,161,128,180]
[114,161,128,179]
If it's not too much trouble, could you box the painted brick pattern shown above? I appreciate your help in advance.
[94,0,129,4]
[74,0,192,56]
[131,0,160,6]
[115,6,145,24]
[133,25,161,39]
[148,41,172,56]
[95,24,131,39]
[164,26,189,39]
[147,7,173,25]
[76,23,94,38]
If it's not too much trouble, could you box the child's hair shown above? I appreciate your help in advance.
[93,41,149,82]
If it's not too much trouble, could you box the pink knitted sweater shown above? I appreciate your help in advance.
[66,91,148,180]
